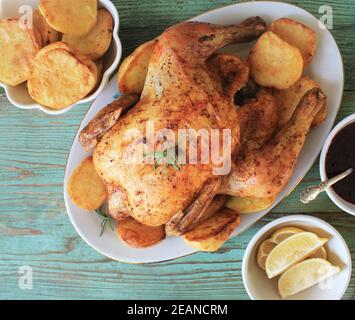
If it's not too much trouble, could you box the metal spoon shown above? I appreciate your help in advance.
[300,168,353,204]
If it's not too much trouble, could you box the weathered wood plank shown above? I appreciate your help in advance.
[0,0,355,300]
[1,210,354,300]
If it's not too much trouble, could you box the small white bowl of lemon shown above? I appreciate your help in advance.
[242,215,351,300]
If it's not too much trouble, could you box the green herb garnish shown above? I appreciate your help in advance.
[95,205,115,237]
[144,134,186,172]
[146,147,182,172]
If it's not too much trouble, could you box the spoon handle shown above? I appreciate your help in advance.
[320,168,353,190]
[300,168,353,204]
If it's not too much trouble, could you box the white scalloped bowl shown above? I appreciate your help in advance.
[0,0,122,115]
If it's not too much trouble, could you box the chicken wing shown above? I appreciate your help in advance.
[79,95,139,152]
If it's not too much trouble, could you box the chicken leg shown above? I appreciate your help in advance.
[220,88,327,198]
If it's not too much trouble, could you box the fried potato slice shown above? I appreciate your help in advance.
[34,41,98,82]
[118,217,166,248]
[68,157,107,211]
[33,9,59,46]
[28,42,97,109]
[118,40,157,94]
[274,76,327,128]
[62,8,113,61]
[0,18,42,86]
[248,31,303,89]
[226,196,275,214]
[76,53,98,85]
[93,59,104,91]
[37,41,70,54]
[184,209,241,252]
[270,18,317,68]
[39,0,97,36]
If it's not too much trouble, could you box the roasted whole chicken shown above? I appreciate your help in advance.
[78,17,327,240]
[90,17,267,227]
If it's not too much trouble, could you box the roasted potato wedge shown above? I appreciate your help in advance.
[28,42,97,109]
[118,217,166,248]
[0,18,42,86]
[33,9,59,46]
[248,31,303,89]
[274,76,327,128]
[62,8,113,61]
[270,18,317,68]
[68,157,107,211]
[39,0,97,36]
[226,196,275,214]
[184,209,241,252]
[118,40,157,94]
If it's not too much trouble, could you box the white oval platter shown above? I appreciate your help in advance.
[64,1,344,263]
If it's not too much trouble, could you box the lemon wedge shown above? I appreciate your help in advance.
[257,228,327,270]
[308,246,327,260]
[257,239,277,270]
[269,226,304,243]
[278,258,340,299]
[265,232,328,279]
[270,227,327,259]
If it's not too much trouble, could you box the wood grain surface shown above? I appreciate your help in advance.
[0,0,354,300]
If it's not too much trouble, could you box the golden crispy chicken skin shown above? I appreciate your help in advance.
[237,89,279,157]
[94,18,266,226]
[220,88,326,198]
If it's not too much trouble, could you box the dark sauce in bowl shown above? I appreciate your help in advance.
[325,122,355,204]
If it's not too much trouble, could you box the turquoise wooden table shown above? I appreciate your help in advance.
[1,0,355,300]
